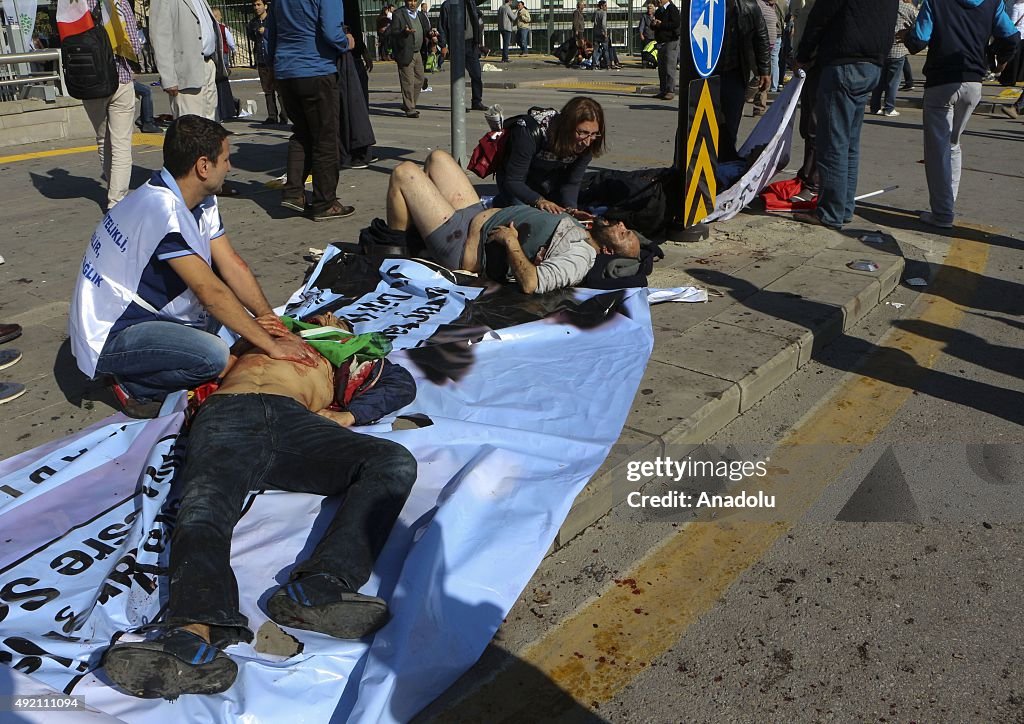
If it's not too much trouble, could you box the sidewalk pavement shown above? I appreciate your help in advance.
[0,72,933,548]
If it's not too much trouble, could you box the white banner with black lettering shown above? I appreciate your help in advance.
[0,258,653,723]
[704,70,805,223]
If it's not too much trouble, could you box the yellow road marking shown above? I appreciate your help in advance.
[438,223,994,720]
[0,135,164,165]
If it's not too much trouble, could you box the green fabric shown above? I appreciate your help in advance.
[281,316,392,367]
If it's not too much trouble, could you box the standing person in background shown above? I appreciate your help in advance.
[249,0,288,126]
[498,0,518,62]
[77,0,143,213]
[212,9,239,122]
[771,0,788,90]
[439,0,486,110]
[516,0,531,55]
[419,3,433,91]
[339,0,378,168]
[790,0,819,194]
[150,0,224,120]
[794,0,899,230]
[390,0,426,118]
[903,0,1020,227]
[748,0,778,114]
[870,0,917,116]
[268,0,354,220]
[573,1,586,44]
[134,0,156,73]
[638,2,657,46]
[134,80,162,133]
[376,5,394,60]
[592,0,620,68]
[651,0,681,100]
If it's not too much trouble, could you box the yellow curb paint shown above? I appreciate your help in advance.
[0,135,164,165]
[436,226,992,721]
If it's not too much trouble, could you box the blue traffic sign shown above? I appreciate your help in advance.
[689,0,725,78]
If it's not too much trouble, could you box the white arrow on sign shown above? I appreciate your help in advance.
[691,0,717,73]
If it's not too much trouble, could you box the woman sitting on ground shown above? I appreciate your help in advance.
[495,96,605,214]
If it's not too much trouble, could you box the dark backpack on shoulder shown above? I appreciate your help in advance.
[61,7,119,100]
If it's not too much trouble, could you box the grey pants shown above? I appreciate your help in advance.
[658,40,680,95]
[398,54,425,112]
[922,82,981,224]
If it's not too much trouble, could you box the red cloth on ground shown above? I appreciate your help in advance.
[760,177,818,212]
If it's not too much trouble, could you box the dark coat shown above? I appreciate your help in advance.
[439,0,483,49]
[390,9,423,65]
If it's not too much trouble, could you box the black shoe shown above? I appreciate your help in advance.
[405,109,420,118]
[899,84,914,91]
[103,629,238,699]
[110,382,162,419]
[313,203,356,222]
[470,102,488,111]
[140,123,163,133]
[261,116,279,125]
[281,196,308,213]
[346,160,370,169]
[267,573,390,639]
[0,323,22,345]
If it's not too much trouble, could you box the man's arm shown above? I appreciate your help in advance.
[166,254,319,365]
[319,0,349,53]
[494,223,541,294]
[499,123,545,206]
[661,3,680,32]
[209,234,274,317]
[148,0,179,91]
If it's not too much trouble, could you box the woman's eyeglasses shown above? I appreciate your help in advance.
[575,129,602,141]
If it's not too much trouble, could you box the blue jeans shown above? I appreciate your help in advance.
[163,394,417,645]
[501,29,512,61]
[770,41,781,91]
[815,62,881,228]
[516,28,529,54]
[870,56,904,113]
[133,80,154,126]
[95,320,230,402]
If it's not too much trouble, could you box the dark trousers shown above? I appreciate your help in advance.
[465,46,483,105]
[500,29,512,61]
[277,73,341,213]
[257,64,285,121]
[133,80,154,126]
[164,394,417,645]
[871,56,905,113]
[815,62,881,228]
[798,63,822,190]
[902,56,914,86]
[718,68,748,163]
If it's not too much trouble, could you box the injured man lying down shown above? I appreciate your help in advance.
[388,150,642,294]
[102,312,418,700]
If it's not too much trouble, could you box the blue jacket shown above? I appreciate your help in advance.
[905,0,1020,86]
[346,359,417,425]
[266,0,349,80]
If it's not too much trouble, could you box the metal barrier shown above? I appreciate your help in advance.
[0,49,65,101]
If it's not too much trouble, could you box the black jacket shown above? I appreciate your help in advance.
[796,0,899,67]
[718,0,771,78]
[438,0,483,50]
[345,359,417,425]
[653,1,681,43]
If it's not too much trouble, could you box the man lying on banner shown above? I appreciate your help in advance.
[69,115,320,419]
[386,150,642,294]
[102,311,418,699]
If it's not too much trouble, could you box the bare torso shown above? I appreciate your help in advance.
[461,207,501,271]
[212,348,336,412]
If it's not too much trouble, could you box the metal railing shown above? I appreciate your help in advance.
[0,49,65,101]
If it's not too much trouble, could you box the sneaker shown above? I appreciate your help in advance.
[883,109,900,117]
[405,109,420,118]
[0,382,26,405]
[0,348,22,371]
[267,573,390,639]
[111,382,163,419]
[103,628,238,699]
[663,93,674,101]
[423,85,433,92]
[919,210,953,229]
[261,116,279,125]
[140,123,163,133]
[999,105,1019,119]
[899,84,914,91]
[281,196,308,213]
[872,109,884,115]
[313,203,356,222]
[0,323,22,345]
[345,160,370,170]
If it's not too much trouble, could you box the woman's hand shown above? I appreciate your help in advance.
[567,208,594,221]
[535,198,565,214]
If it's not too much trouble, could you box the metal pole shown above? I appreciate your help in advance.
[626,0,633,57]
[546,0,554,53]
[449,0,468,164]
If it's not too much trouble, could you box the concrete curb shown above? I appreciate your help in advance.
[554,230,905,549]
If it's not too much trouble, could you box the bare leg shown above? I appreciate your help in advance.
[385,161,458,237]
[423,150,481,210]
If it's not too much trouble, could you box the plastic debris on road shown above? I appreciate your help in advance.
[648,287,709,304]
[859,233,886,244]
[847,260,879,272]
[905,277,928,286]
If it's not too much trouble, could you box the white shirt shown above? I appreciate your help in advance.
[189,0,218,57]
[69,169,225,377]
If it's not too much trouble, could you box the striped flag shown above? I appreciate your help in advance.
[56,0,94,39]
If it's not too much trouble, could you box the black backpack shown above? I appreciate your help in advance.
[61,7,119,100]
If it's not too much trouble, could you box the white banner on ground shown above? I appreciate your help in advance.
[0,259,653,723]
[704,71,806,223]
